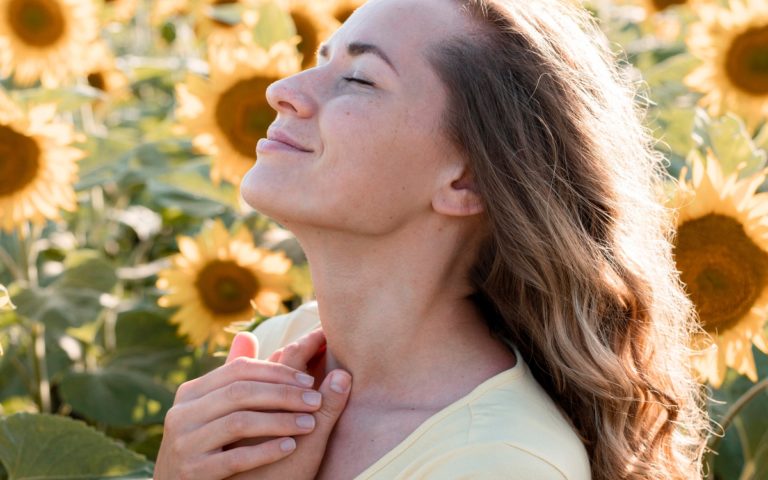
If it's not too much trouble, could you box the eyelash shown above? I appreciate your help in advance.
[343,76,375,87]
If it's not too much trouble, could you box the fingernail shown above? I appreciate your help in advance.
[296,372,315,387]
[302,391,322,406]
[296,414,315,429]
[330,371,351,394]
[280,438,296,452]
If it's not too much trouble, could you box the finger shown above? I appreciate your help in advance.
[175,358,315,403]
[277,328,326,371]
[200,436,297,479]
[182,380,323,426]
[294,369,352,461]
[186,411,316,454]
[226,332,259,364]
[267,349,282,363]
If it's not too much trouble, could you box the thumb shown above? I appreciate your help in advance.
[225,331,259,363]
[295,369,352,451]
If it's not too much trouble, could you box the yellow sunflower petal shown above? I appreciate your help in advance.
[0,0,100,87]
[672,153,768,385]
[0,91,82,231]
[278,0,339,70]
[176,42,300,185]
[684,0,768,131]
[323,0,365,23]
[157,220,294,349]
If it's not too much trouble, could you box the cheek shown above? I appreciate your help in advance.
[319,103,442,216]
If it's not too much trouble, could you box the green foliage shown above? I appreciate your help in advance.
[0,413,154,479]
[0,0,767,477]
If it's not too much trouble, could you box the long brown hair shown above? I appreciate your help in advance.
[429,0,710,478]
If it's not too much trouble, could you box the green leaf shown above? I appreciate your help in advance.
[55,251,118,293]
[12,287,102,330]
[12,86,102,112]
[0,413,154,479]
[693,110,767,177]
[12,252,116,330]
[252,0,297,49]
[748,428,768,480]
[103,307,189,380]
[711,348,768,479]
[643,53,699,90]
[155,170,240,211]
[147,180,232,217]
[208,3,247,26]
[58,368,174,426]
[651,107,695,157]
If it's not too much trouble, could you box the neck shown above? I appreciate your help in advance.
[291,217,515,409]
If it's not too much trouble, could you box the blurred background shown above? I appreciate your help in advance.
[0,0,766,478]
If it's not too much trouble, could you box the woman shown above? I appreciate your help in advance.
[155,0,710,478]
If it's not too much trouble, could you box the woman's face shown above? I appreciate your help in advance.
[240,0,468,235]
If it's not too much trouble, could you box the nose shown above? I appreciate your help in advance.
[265,73,316,118]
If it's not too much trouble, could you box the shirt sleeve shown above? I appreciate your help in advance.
[251,301,321,360]
[406,442,569,480]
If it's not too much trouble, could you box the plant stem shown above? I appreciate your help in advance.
[706,377,768,479]
[16,225,30,285]
[0,243,24,280]
[30,321,51,413]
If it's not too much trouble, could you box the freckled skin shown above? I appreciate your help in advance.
[240,0,467,237]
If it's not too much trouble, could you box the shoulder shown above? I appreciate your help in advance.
[376,360,591,480]
[251,301,321,360]
[406,442,572,480]
[461,368,591,480]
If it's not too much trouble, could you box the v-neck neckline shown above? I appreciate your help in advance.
[351,344,525,479]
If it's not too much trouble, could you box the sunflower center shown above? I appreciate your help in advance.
[0,125,41,196]
[674,214,768,332]
[8,0,66,48]
[291,11,320,69]
[650,0,687,12]
[87,72,106,91]
[334,7,356,23]
[215,77,276,158]
[195,260,259,314]
[725,24,768,96]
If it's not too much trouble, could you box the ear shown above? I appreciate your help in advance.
[432,163,484,217]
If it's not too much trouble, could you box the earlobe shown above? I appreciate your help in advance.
[432,167,485,217]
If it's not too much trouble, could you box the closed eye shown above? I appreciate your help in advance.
[343,76,375,87]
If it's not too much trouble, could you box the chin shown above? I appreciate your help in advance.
[240,165,307,228]
[241,164,280,215]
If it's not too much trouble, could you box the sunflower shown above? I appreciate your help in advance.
[192,0,260,42]
[324,0,365,23]
[685,0,768,131]
[641,0,688,15]
[83,41,129,101]
[176,42,300,185]
[0,90,83,232]
[0,0,99,87]
[279,0,339,70]
[157,219,293,349]
[671,152,768,387]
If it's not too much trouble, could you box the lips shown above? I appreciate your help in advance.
[266,129,312,152]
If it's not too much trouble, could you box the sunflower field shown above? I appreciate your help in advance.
[0,0,766,478]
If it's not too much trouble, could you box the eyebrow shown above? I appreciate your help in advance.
[317,42,399,76]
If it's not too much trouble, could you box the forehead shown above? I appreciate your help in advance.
[336,0,468,65]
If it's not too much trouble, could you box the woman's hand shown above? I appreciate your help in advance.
[222,329,351,480]
[154,329,351,480]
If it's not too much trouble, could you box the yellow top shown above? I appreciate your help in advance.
[253,301,592,480]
